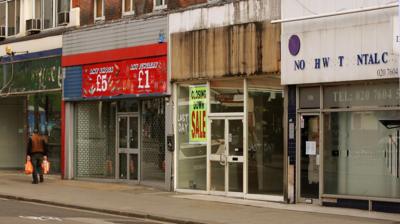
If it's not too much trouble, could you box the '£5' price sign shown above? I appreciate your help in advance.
[96,74,108,92]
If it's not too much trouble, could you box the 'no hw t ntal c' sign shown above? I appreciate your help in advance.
[189,85,207,144]
[82,56,167,97]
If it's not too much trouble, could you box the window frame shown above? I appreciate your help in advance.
[0,0,20,37]
[153,0,166,11]
[94,0,105,21]
[122,0,135,16]
[33,0,70,30]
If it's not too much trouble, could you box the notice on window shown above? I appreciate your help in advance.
[306,141,316,155]
[189,85,207,144]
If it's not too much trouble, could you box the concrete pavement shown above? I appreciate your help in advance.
[0,171,399,224]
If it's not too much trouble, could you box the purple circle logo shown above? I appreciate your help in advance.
[288,35,300,56]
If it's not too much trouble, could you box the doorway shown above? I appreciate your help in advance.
[298,114,320,202]
[117,114,139,180]
[209,117,244,196]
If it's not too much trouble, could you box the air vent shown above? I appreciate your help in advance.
[58,11,69,26]
[26,19,41,34]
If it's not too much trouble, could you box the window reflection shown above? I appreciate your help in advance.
[324,111,400,198]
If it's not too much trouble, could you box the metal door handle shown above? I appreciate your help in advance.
[219,154,226,166]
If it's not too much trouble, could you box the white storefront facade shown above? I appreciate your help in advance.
[280,0,400,212]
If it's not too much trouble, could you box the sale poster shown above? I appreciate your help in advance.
[189,85,207,144]
[82,56,167,98]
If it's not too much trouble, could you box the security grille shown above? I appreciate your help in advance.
[75,102,115,178]
[141,98,165,182]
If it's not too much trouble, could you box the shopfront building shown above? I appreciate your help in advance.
[62,17,172,189]
[170,0,286,201]
[0,43,62,173]
[281,0,400,212]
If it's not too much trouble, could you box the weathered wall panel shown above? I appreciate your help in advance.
[168,0,207,10]
[63,16,167,55]
[171,22,280,80]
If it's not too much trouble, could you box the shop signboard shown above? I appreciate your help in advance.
[281,1,399,85]
[82,56,167,97]
[189,85,207,144]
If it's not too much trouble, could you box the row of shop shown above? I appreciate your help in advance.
[0,0,399,213]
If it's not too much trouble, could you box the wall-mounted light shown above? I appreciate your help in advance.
[5,46,29,56]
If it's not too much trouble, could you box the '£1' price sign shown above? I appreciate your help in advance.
[138,70,150,89]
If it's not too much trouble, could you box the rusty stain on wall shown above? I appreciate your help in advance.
[171,21,281,80]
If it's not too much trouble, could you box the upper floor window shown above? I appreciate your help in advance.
[153,0,166,10]
[33,0,70,30]
[95,0,104,20]
[123,0,134,15]
[0,0,20,37]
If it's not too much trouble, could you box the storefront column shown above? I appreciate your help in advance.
[64,102,75,180]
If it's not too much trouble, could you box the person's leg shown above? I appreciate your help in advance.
[38,155,44,182]
[31,155,39,184]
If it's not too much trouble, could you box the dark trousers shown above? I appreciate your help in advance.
[31,153,44,183]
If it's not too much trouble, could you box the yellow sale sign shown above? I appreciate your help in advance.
[189,85,207,143]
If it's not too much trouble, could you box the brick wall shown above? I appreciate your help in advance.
[105,0,122,20]
[79,0,94,26]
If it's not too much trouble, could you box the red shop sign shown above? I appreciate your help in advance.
[82,56,167,97]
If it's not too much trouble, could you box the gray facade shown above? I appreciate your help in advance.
[63,16,168,56]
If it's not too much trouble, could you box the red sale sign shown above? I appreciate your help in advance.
[82,56,167,97]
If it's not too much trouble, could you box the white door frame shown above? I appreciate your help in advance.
[116,112,140,181]
[208,115,245,197]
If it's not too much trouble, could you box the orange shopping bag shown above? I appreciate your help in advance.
[41,159,50,174]
[25,160,33,175]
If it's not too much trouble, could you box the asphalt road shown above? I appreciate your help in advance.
[0,198,172,224]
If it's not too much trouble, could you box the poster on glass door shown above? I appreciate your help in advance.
[189,85,207,144]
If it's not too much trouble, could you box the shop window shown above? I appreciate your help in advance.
[153,0,166,10]
[177,84,207,190]
[247,82,284,195]
[210,80,244,113]
[75,102,116,178]
[27,92,62,173]
[33,0,70,29]
[0,0,20,37]
[299,87,320,109]
[324,111,400,198]
[123,0,134,15]
[95,0,104,20]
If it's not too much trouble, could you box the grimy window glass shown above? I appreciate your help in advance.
[210,79,244,113]
[57,0,69,13]
[299,87,320,109]
[124,0,131,12]
[177,84,207,190]
[324,82,400,109]
[247,82,284,195]
[43,0,54,29]
[34,0,41,19]
[324,111,400,198]
[7,0,15,36]
[0,2,5,27]
[96,0,103,18]
[15,0,19,33]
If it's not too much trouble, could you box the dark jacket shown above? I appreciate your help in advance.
[27,134,48,156]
